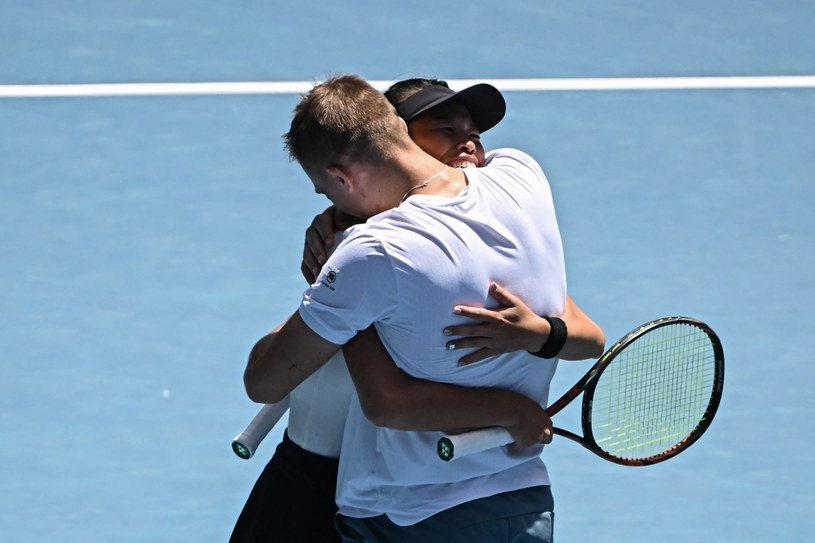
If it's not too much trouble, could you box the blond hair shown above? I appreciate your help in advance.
[284,75,405,173]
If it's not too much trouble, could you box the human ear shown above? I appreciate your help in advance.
[326,164,354,190]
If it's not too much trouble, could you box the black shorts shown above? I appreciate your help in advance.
[230,430,341,543]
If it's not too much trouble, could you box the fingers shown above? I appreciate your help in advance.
[301,261,317,285]
[301,208,337,281]
[302,240,323,278]
[450,282,526,322]
[302,239,323,282]
[445,333,501,365]
[443,322,493,337]
[507,404,554,449]
[487,281,521,307]
[507,424,553,450]
[452,346,496,366]
[451,305,500,322]
[539,426,553,445]
[443,320,516,363]
[333,209,360,231]
[312,208,337,246]
[305,223,330,263]
[300,208,364,285]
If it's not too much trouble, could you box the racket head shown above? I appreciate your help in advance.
[579,316,724,466]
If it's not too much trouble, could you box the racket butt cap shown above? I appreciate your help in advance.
[437,437,455,461]
[232,440,253,460]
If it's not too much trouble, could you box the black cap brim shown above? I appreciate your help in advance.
[395,83,506,133]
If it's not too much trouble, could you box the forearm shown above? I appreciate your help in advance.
[343,328,543,434]
[355,371,539,432]
[244,332,292,404]
[555,296,605,360]
[243,313,341,404]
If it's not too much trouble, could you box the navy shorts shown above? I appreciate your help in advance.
[336,485,555,543]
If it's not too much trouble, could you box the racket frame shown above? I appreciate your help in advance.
[555,316,725,466]
[437,316,725,465]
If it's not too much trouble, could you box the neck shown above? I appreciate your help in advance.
[364,149,467,210]
[400,166,449,204]
[395,148,467,202]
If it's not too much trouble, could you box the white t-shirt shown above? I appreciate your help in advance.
[299,148,566,525]
[286,350,353,458]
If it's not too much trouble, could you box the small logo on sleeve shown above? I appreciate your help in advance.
[321,265,339,290]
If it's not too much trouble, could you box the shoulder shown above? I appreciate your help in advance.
[331,226,387,262]
[481,148,548,191]
[329,220,407,275]
[483,148,544,175]
[309,228,397,307]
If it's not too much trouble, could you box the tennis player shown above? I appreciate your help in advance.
[240,74,598,543]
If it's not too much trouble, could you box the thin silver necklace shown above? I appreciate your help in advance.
[399,167,448,204]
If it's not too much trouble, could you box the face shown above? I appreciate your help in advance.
[309,171,357,218]
[407,102,486,169]
[307,164,379,221]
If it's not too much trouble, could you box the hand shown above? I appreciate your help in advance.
[443,282,551,365]
[301,206,360,283]
[506,400,553,449]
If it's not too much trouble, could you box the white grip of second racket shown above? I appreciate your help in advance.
[232,398,290,460]
[437,427,514,461]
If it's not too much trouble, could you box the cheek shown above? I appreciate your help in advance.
[415,136,449,161]
[475,145,486,166]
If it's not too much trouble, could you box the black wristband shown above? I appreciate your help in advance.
[529,316,568,359]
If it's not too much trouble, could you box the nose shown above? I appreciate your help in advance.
[458,138,476,154]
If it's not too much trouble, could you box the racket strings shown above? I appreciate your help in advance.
[589,323,716,461]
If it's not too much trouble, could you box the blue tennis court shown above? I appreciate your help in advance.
[1,2,813,541]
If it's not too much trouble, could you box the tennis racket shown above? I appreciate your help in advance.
[231,399,289,459]
[437,316,724,466]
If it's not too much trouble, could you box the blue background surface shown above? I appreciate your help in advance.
[1,1,813,541]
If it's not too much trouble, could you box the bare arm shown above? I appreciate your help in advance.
[243,312,342,404]
[556,296,606,360]
[342,326,553,448]
[442,282,605,365]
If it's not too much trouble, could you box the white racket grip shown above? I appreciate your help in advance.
[437,427,514,461]
[232,398,290,460]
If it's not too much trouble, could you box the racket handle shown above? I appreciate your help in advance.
[232,398,290,460]
[437,427,514,461]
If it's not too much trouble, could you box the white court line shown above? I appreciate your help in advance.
[1,75,814,98]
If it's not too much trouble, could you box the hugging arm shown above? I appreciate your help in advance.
[342,326,552,448]
[443,282,605,365]
[243,312,342,404]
